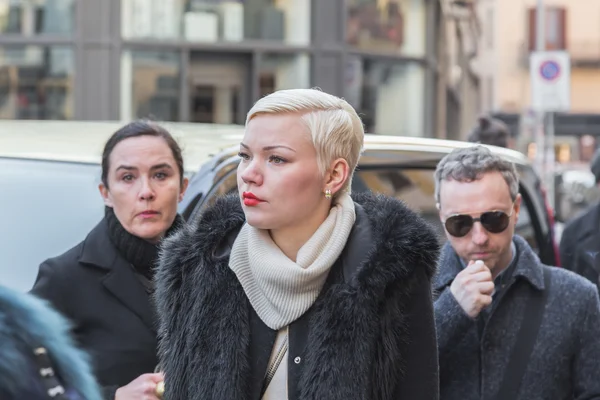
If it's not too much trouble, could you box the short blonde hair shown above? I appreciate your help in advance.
[246,88,365,196]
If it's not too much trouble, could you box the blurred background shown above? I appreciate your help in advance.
[0,0,599,226]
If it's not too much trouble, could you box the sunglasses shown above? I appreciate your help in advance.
[443,205,515,238]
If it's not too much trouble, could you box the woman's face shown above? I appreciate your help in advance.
[237,113,329,231]
[99,135,188,243]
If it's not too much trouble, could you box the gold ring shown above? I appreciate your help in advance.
[155,381,164,398]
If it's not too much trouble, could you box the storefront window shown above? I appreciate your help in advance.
[122,0,310,45]
[0,0,75,35]
[0,45,74,119]
[258,53,310,97]
[345,57,424,136]
[346,0,426,56]
[121,51,181,121]
[188,52,249,125]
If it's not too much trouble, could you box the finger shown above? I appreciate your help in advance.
[142,380,161,395]
[465,260,487,273]
[477,281,495,295]
[148,372,165,383]
[471,270,493,283]
[479,294,493,307]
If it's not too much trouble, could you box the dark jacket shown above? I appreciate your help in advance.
[155,192,440,400]
[30,219,160,400]
[0,285,102,400]
[434,235,600,400]
[560,202,600,289]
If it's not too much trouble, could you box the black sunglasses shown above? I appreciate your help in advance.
[443,205,515,238]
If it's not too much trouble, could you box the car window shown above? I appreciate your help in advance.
[351,168,446,242]
[0,158,104,292]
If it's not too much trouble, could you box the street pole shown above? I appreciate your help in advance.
[535,0,556,209]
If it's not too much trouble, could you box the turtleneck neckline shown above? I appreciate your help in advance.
[104,206,184,281]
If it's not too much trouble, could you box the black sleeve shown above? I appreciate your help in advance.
[30,260,71,318]
[394,267,439,399]
[101,385,118,400]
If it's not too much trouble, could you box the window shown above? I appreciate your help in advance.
[121,51,181,121]
[528,7,567,51]
[188,52,251,125]
[346,0,426,56]
[258,53,310,98]
[0,45,74,120]
[345,57,424,135]
[121,0,310,45]
[0,0,75,35]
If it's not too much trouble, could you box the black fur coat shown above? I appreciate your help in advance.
[155,192,440,400]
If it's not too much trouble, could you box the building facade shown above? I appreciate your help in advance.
[476,0,600,160]
[0,0,480,138]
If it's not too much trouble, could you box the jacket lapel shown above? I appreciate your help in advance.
[249,307,277,400]
[101,261,157,334]
[79,219,157,334]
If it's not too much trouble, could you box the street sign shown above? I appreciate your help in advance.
[530,51,571,112]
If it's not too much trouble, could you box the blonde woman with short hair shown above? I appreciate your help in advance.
[155,88,440,400]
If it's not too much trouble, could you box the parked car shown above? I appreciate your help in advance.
[178,134,559,267]
[0,121,558,292]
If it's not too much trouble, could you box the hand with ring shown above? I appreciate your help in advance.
[155,380,165,398]
[114,372,164,399]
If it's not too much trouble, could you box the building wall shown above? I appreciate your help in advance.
[483,0,600,114]
[0,0,480,139]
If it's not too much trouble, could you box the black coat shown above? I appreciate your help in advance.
[30,219,159,400]
[155,192,440,400]
[560,202,600,290]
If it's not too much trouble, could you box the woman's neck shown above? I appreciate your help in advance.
[269,204,330,262]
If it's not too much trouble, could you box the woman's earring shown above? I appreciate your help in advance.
[325,189,332,199]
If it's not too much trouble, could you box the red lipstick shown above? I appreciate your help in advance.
[242,192,263,206]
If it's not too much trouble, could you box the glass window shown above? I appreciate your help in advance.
[346,0,426,56]
[122,0,310,45]
[188,52,250,125]
[345,58,424,136]
[0,0,74,35]
[259,53,310,97]
[0,45,74,120]
[121,50,181,121]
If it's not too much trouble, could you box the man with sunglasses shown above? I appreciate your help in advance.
[433,146,600,400]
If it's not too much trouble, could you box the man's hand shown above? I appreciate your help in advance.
[450,260,494,318]
[115,372,164,400]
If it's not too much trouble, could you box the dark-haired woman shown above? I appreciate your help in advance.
[31,120,188,400]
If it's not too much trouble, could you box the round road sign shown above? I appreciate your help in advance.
[539,60,561,81]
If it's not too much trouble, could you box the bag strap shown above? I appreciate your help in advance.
[31,346,70,400]
[260,333,289,398]
[494,267,551,400]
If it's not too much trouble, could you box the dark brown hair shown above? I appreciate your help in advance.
[101,120,184,188]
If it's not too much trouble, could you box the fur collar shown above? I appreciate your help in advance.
[155,191,439,400]
[0,286,102,400]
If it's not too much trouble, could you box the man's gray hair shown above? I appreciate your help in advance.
[434,145,519,203]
